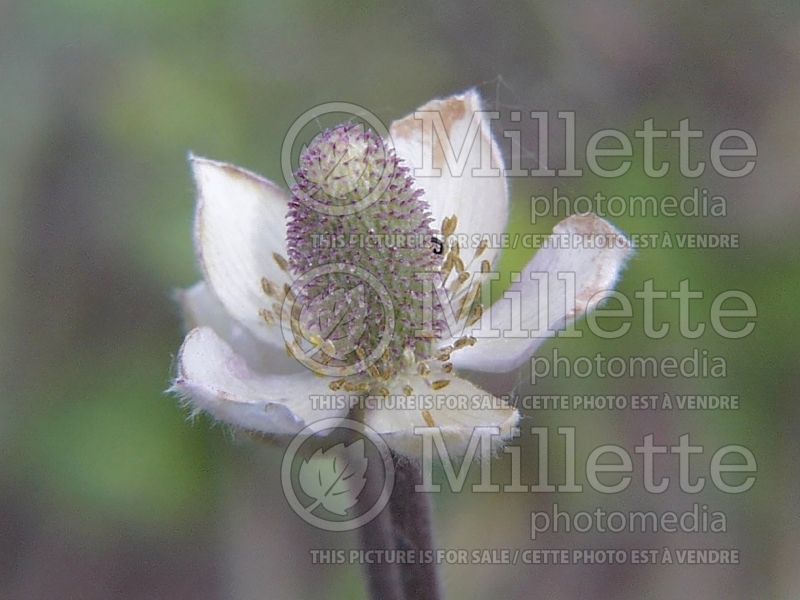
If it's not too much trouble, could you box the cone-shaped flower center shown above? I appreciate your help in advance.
[287,124,443,382]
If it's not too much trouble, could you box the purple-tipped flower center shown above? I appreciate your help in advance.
[286,124,443,379]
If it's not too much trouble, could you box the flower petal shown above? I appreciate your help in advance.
[175,281,301,375]
[192,155,292,349]
[363,374,519,457]
[451,214,633,373]
[390,89,509,277]
[172,327,348,435]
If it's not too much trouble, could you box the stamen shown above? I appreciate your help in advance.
[458,283,482,321]
[261,277,279,298]
[468,304,484,326]
[258,308,276,325]
[454,336,477,349]
[451,271,470,292]
[273,253,289,273]
[441,215,458,237]
[452,254,465,274]
[442,254,454,282]
[436,347,452,362]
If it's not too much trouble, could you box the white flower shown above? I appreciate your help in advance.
[171,90,632,456]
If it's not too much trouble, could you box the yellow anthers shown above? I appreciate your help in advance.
[355,347,367,362]
[442,253,453,271]
[417,362,431,376]
[368,364,383,379]
[283,283,293,299]
[273,252,290,273]
[328,379,346,391]
[452,255,466,274]
[457,281,477,311]
[475,239,488,258]
[403,385,414,395]
[435,346,452,362]
[289,317,303,338]
[458,283,483,321]
[258,308,276,325]
[442,254,454,282]
[454,271,470,287]
[375,386,390,397]
[441,362,453,373]
[261,277,279,298]
[441,214,458,237]
[480,259,491,273]
[454,336,477,349]
[343,381,370,393]
[457,297,470,322]
[421,409,436,427]
[469,281,483,304]
[468,304,484,326]
[431,379,450,390]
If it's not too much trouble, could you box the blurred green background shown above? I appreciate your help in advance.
[1,1,798,598]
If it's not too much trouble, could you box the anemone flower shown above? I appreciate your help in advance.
[171,89,632,457]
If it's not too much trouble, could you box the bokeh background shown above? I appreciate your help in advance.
[1,1,799,598]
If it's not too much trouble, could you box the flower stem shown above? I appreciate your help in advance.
[389,453,443,600]
[358,448,404,600]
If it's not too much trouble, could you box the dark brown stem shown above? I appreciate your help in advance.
[358,448,404,600]
[389,453,443,600]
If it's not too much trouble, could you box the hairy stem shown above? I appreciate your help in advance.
[389,453,443,600]
[358,447,404,600]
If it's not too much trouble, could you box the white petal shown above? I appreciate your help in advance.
[175,281,301,375]
[192,155,292,349]
[452,214,633,373]
[363,374,519,457]
[173,327,348,435]
[390,89,509,277]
